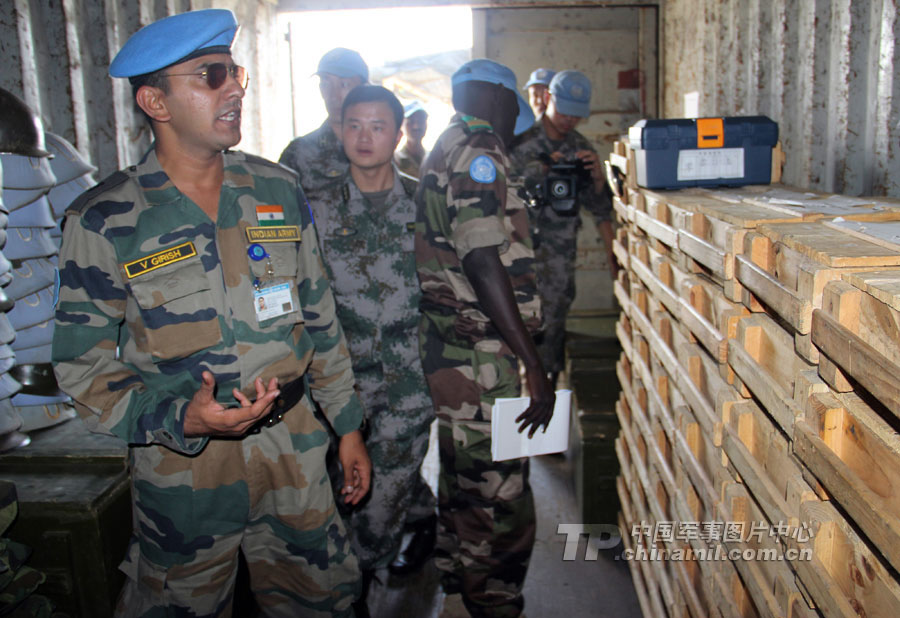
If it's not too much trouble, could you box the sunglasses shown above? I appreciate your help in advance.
[163,63,249,90]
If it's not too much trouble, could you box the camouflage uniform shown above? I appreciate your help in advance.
[279,121,349,198]
[415,114,541,618]
[509,123,612,373]
[308,169,435,571]
[394,143,426,179]
[51,149,364,618]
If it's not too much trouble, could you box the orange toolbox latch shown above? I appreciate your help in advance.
[696,117,724,148]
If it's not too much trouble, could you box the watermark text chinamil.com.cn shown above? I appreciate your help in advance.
[557,521,813,562]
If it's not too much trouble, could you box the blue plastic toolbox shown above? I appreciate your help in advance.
[627,116,779,189]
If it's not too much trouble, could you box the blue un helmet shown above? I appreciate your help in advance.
[451,59,535,135]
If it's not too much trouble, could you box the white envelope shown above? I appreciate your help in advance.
[491,389,571,462]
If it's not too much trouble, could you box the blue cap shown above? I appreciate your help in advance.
[451,59,535,135]
[524,68,555,89]
[316,48,369,82]
[549,70,592,118]
[110,9,239,78]
[404,101,427,118]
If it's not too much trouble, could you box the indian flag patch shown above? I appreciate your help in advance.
[256,205,285,226]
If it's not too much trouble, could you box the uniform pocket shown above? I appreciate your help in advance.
[324,231,367,258]
[248,243,303,328]
[248,242,299,281]
[128,260,221,362]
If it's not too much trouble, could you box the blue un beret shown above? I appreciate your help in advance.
[110,9,239,79]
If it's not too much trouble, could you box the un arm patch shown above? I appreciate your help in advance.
[469,155,497,184]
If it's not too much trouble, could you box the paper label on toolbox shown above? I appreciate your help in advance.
[677,148,745,181]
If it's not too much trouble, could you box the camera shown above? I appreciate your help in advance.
[520,154,594,215]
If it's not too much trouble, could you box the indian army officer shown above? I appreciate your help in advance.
[415,59,555,618]
[306,85,437,616]
[50,10,369,617]
[509,70,615,389]
[279,48,368,198]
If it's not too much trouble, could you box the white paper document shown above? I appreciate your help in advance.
[491,390,572,462]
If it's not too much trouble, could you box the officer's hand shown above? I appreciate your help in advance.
[516,366,556,438]
[575,149,603,180]
[338,430,371,505]
[184,371,280,437]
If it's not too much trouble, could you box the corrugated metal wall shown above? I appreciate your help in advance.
[662,0,900,198]
[8,0,895,198]
[0,0,281,180]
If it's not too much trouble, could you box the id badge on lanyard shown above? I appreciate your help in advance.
[248,242,296,322]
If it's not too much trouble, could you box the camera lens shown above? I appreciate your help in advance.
[550,180,570,198]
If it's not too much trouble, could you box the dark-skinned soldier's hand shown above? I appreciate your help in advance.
[517,364,556,437]
[184,371,280,437]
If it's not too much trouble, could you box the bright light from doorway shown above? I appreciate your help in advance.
[273,6,472,158]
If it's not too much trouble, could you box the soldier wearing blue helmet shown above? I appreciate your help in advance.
[52,9,369,616]
[415,58,552,617]
[394,100,429,178]
[523,68,556,118]
[279,48,369,199]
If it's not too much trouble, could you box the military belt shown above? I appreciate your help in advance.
[247,375,307,434]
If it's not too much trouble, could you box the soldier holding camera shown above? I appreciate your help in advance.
[510,70,615,387]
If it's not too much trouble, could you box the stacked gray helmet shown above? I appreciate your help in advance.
[0,88,93,451]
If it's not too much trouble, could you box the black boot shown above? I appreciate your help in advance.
[352,569,374,618]
[388,514,437,576]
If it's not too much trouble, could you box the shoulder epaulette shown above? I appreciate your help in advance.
[397,171,419,198]
[65,170,129,215]
[239,152,300,180]
[460,114,494,133]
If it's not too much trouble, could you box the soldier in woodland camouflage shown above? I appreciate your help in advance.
[305,86,436,612]
[280,48,368,197]
[51,11,370,616]
[415,59,554,618]
[509,70,615,384]
[394,101,429,179]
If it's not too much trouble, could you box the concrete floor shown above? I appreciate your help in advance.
[365,451,643,618]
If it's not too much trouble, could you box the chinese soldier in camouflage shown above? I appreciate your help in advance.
[50,10,370,617]
[306,86,436,605]
[509,70,615,383]
[279,48,368,197]
[415,59,555,618]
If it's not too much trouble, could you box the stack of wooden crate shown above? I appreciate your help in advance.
[607,141,900,618]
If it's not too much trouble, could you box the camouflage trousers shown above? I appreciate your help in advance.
[419,317,535,618]
[533,221,578,374]
[344,363,436,570]
[115,396,360,618]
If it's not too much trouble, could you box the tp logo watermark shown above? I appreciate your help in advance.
[557,524,622,560]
